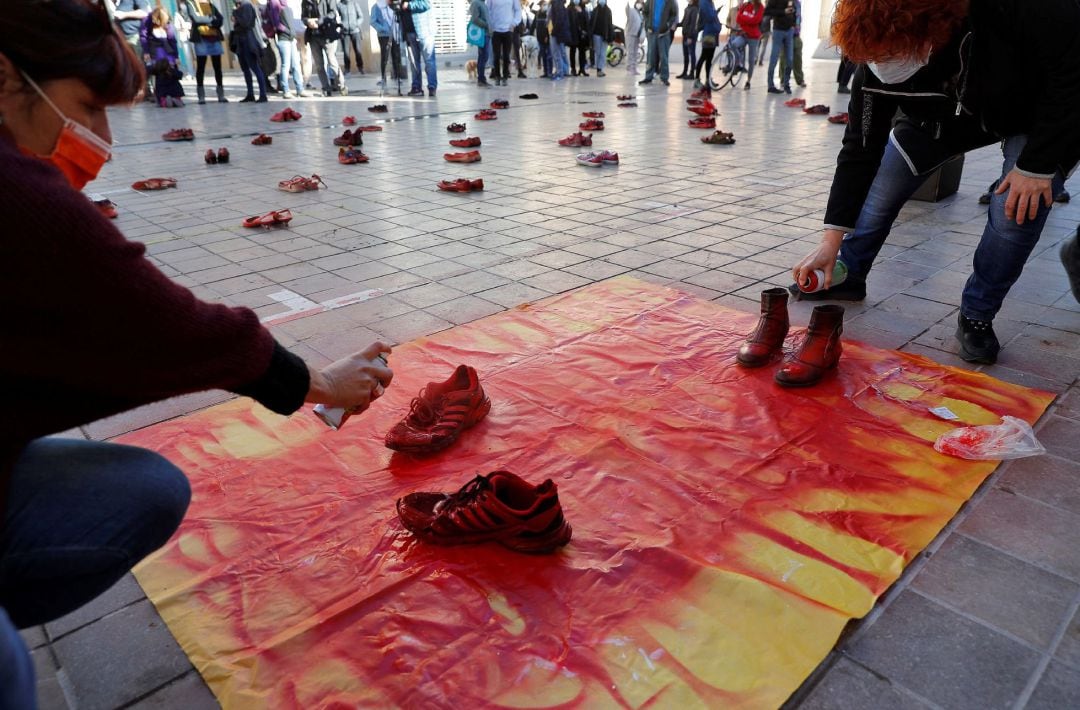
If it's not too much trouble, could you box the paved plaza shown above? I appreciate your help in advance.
[24,56,1080,709]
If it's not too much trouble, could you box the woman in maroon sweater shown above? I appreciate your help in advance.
[0,2,392,703]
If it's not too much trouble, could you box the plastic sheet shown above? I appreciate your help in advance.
[122,277,1054,709]
[934,415,1047,460]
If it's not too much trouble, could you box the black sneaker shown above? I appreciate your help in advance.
[1061,229,1080,303]
[956,314,1000,364]
[768,87,783,94]
[638,79,652,85]
[408,88,424,96]
[787,279,867,302]
[838,85,851,94]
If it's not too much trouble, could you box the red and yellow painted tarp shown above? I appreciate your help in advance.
[122,277,1053,709]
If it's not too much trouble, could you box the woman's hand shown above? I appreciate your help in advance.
[792,229,845,289]
[305,342,394,412]
[996,169,1053,225]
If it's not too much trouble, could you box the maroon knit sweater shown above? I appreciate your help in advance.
[0,132,309,503]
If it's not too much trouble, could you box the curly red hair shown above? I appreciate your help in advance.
[832,0,969,63]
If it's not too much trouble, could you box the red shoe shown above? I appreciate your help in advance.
[368,104,389,112]
[597,150,619,165]
[579,119,604,131]
[437,178,485,192]
[333,129,362,146]
[449,136,482,148]
[616,94,635,100]
[342,115,357,125]
[828,112,850,124]
[444,150,481,163]
[131,177,177,190]
[356,124,383,132]
[775,305,844,387]
[784,98,807,107]
[93,198,118,219]
[397,471,574,553]
[216,147,230,164]
[690,87,711,99]
[251,133,273,145]
[162,128,193,141]
[558,132,592,147]
[396,471,572,553]
[475,109,498,120]
[338,147,369,164]
[385,365,491,454]
[242,209,293,229]
[688,101,717,116]
[582,111,605,118]
[688,116,716,129]
[575,151,603,167]
[490,99,510,109]
[803,104,831,115]
[447,122,467,132]
[269,110,290,122]
[287,108,302,120]
[277,174,326,192]
[204,149,218,165]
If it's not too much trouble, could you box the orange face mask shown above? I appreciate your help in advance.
[20,72,112,190]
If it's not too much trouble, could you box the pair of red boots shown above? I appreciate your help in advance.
[737,288,845,387]
[389,365,572,555]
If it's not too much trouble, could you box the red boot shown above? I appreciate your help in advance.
[737,287,789,368]
[774,305,845,387]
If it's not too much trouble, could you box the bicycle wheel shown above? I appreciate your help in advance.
[607,45,624,68]
[711,45,736,89]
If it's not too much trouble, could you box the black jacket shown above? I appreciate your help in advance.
[568,4,588,45]
[763,0,795,31]
[824,0,1080,232]
[679,4,699,37]
[591,4,613,41]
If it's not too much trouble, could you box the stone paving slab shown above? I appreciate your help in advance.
[31,53,1080,708]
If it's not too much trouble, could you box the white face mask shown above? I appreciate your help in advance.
[868,53,929,84]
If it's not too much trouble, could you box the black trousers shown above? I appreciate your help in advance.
[194,54,223,88]
[341,30,364,73]
[378,35,402,80]
[492,31,513,80]
[694,45,715,83]
[570,44,587,74]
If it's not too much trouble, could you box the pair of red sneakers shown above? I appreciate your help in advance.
[389,366,572,554]
[438,178,484,192]
[270,107,302,122]
[558,132,592,147]
[161,128,193,141]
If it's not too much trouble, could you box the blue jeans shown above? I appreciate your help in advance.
[0,439,190,708]
[477,36,490,81]
[593,35,607,72]
[644,30,671,82]
[539,38,552,75]
[276,37,304,95]
[412,10,438,91]
[550,37,569,78]
[767,27,793,89]
[839,136,1065,320]
[730,34,759,81]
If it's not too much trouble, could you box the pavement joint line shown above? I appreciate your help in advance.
[1012,586,1080,707]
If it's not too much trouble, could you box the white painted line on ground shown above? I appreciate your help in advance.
[260,288,385,326]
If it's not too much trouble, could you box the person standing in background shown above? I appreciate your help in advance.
[625,0,642,75]
[403,0,438,96]
[763,0,794,94]
[777,0,803,87]
[487,0,521,86]
[675,0,697,80]
[637,0,678,86]
[567,0,588,76]
[113,0,152,97]
[232,0,270,102]
[337,0,365,75]
[370,0,401,86]
[590,0,613,77]
[731,0,763,90]
[534,0,552,77]
[180,0,228,103]
[548,0,572,79]
[267,0,308,97]
[471,0,492,86]
[692,0,720,89]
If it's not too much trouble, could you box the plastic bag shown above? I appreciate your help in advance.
[933,415,1046,460]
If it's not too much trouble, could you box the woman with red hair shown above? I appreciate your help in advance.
[792,0,1080,365]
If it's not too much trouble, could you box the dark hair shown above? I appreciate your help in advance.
[0,0,145,104]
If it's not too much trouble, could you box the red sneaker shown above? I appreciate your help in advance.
[784,98,807,107]
[162,128,193,141]
[575,151,603,167]
[385,365,491,454]
[204,148,218,165]
[338,147,369,164]
[579,119,604,131]
[597,150,619,165]
[216,147,230,164]
[447,122,467,132]
[333,129,362,146]
[251,133,273,145]
[449,136,482,148]
[396,471,572,553]
[688,116,716,129]
[342,115,357,125]
[558,132,592,147]
[285,107,302,120]
[828,112,849,124]
[804,104,831,115]
[437,178,485,192]
[688,101,717,116]
[444,150,481,163]
[582,111,605,118]
[690,87,711,99]
[475,109,498,120]
[269,110,291,122]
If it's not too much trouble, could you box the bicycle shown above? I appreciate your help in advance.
[711,29,747,90]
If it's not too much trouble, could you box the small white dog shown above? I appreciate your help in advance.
[521,35,540,76]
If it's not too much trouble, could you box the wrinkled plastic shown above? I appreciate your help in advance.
[121,277,1054,710]
[934,415,1046,460]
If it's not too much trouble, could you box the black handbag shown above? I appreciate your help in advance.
[260,40,279,76]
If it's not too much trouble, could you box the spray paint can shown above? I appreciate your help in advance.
[313,353,389,430]
[799,260,849,294]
